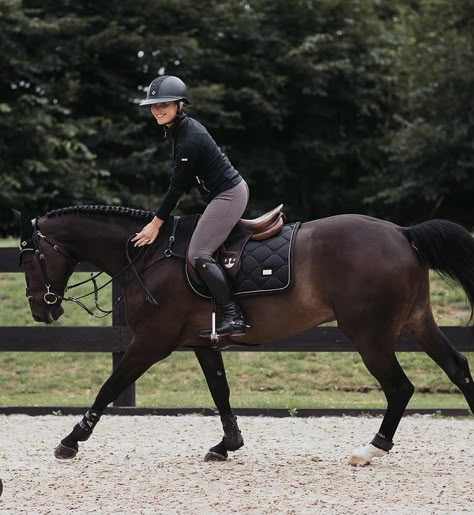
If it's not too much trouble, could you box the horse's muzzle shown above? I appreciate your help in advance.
[32,305,64,324]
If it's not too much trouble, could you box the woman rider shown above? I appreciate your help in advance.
[132,75,249,338]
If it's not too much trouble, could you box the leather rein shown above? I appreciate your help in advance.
[19,217,182,318]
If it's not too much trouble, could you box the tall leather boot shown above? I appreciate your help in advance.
[195,255,246,338]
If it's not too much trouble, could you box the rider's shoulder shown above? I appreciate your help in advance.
[184,115,208,135]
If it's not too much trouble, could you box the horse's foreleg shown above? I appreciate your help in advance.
[194,347,244,461]
[349,334,414,466]
[55,346,157,460]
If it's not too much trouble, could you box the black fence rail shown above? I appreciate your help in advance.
[1,247,473,416]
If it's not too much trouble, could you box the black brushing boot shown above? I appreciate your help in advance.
[195,255,247,338]
[221,413,244,451]
[205,413,244,461]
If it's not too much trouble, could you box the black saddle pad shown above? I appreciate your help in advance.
[186,222,300,298]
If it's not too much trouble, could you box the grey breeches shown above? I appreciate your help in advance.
[188,179,249,267]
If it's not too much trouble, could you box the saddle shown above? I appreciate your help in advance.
[218,203,284,280]
[162,205,298,298]
[239,203,284,240]
[183,204,284,283]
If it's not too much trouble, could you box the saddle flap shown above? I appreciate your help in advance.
[218,233,252,281]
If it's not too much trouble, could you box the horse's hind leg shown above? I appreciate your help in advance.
[54,342,162,459]
[348,330,415,466]
[407,315,474,413]
[194,347,244,461]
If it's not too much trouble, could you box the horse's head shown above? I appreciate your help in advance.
[15,210,76,324]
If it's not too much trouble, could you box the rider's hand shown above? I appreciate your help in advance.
[132,216,163,247]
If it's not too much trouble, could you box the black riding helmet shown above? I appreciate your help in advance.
[139,75,190,106]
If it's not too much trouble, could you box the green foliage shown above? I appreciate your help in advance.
[363,0,474,225]
[0,0,473,234]
[0,0,105,233]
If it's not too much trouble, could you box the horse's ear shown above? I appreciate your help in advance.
[11,209,34,241]
[11,209,22,228]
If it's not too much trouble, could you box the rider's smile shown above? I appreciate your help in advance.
[151,102,177,126]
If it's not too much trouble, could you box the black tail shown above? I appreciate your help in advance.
[403,220,474,322]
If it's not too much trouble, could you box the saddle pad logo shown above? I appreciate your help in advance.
[224,257,236,269]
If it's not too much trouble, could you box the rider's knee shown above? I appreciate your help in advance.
[194,255,215,270]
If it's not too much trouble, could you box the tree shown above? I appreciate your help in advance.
[363,0,474,226]
[1,0,473,234]
[0,0,102,233]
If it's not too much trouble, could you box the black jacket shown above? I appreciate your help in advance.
[155,113,242,220]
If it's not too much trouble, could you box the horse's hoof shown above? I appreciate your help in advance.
[348,443,387,466]
[204,440,228,462]
[54,443,78,459]
[348,454,371,467]
[204,450,228,462]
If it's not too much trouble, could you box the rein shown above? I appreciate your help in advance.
[20,217,182,318]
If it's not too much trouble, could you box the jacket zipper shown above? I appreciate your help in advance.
[196,176,210,193]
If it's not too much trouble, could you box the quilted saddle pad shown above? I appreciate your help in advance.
[186,222,300,298]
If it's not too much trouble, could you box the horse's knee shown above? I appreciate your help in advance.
[401,378,415,398]
[385,377,414,404]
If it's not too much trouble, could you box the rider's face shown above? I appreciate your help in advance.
[151,102,178,126]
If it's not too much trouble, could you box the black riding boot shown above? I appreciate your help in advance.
[195,255,246,338]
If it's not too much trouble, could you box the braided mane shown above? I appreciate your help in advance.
[46,205,154,221]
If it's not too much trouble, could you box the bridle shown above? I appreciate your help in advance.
[19,217,183,318]
[20,218,77,307]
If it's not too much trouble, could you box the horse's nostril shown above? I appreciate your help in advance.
[33,314,42,322]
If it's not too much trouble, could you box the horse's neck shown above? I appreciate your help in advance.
[44,215,138,275]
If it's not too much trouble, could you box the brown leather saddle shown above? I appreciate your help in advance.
[187,204,284,283]
[238,203,284,240]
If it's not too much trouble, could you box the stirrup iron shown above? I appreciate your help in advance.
[201,298,249,341]
[210,299,219,343]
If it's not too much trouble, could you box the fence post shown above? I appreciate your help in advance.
[112,280,136,407]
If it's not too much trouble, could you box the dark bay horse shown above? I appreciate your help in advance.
[17,205,474,466]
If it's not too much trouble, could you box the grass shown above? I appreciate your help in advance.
[0,350,470,409]
[0,238,473,409]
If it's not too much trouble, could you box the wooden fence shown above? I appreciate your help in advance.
[1,247,473,416]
